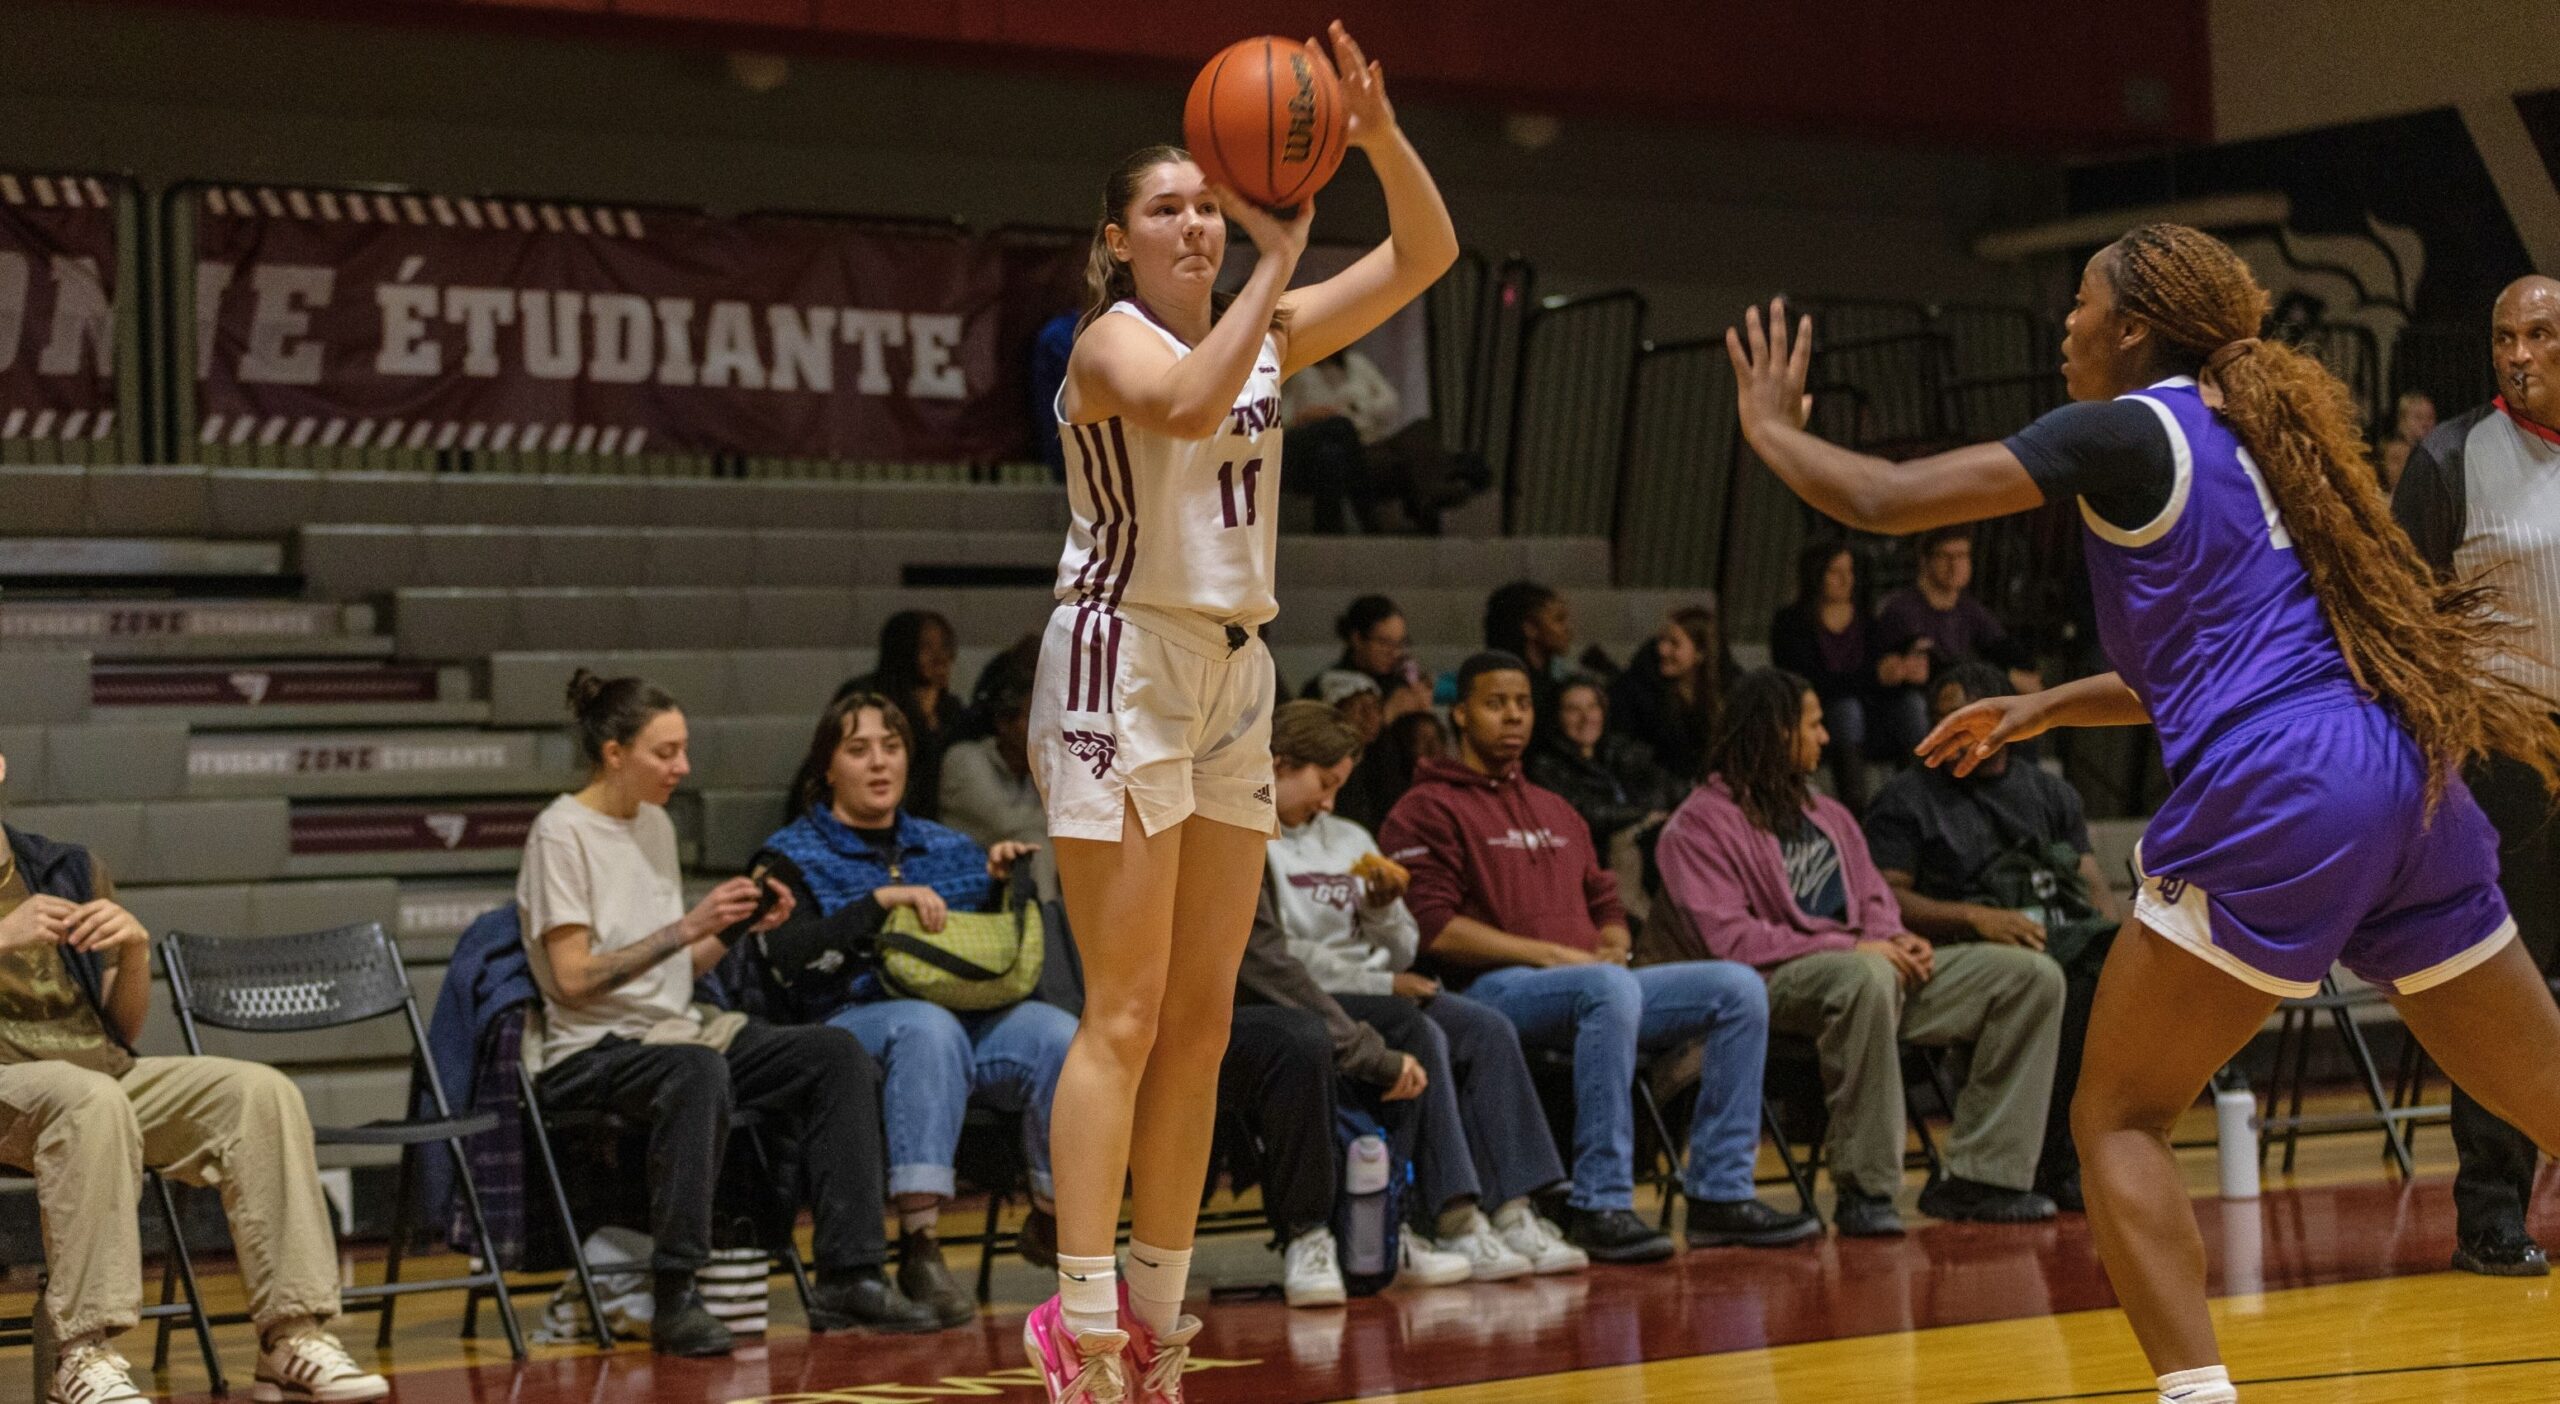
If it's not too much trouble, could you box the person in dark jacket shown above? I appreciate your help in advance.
[1607,605,1737,784]
[1300,594,1436,722]
[837,610,963,821]
[730,690,1071,1326]
[1531,675,1683,854]
[1768,539,1927,811]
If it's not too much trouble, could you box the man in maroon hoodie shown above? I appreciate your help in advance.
[1380,653,1818,1262]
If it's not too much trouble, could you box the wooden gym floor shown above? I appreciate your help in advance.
[7,1093,2553,1403]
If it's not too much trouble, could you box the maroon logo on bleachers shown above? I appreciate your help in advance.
[1063,730,1117,780]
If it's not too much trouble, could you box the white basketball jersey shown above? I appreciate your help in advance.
[1052,300,1285,626]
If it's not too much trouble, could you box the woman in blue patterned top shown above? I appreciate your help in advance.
[742,691,1072,1329]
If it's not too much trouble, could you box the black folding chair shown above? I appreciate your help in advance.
[1761,1034,1954,1193]
[2256,972,2421,1179]
[509,1048,817,1350]
[0,1165,227,1393]
[159,922,525,1360]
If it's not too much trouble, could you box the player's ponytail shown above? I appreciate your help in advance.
[2103,223,2560,809]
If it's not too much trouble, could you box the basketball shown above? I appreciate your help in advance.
[1183,35,1350,213]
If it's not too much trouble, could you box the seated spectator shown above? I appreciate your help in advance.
[1654,668,2064,1238]
[1528,675,1680,858]
[2378,389,2436,492]
[838,610,962,821]
[0,751,390,1404]
[1482,581,1576,755]
[964,631,1044,739]
[1609,605,1737,783]
[1284,347,1403,533]
[1769,539,1928,809]
[1302,594,1435,722]
[1337,708,1448,836]
[1876,528,2006,759]
[1315,668,1388,751]
[735,691,1074,1327]
[1379,653,1819,1262]
[518,671,938,1354]
[940,679,1057,901]
[1247,701,1583,1283]
[1862,661,2121,1210]
[1213,1005,1355,1307]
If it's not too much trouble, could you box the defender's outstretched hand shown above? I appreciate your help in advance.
[1726,297,1815,446]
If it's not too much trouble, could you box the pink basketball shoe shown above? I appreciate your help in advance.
[1023,1295,1132,1404]
[1118,1283,1204,1404]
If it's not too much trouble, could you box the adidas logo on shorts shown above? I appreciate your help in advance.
[1253,784,1273,805]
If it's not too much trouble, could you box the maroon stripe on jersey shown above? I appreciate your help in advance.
[1089,419,1131,606]
[1104,615,1124,709]
[1067,605,1090,713]
[1069,422,1110,599]
[1106,416,1141,608]
[1083,607,1109,711]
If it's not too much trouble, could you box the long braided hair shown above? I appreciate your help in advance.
[1709,668,1816,836]
[2103,223,2560,807]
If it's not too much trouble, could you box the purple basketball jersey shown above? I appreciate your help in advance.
[2080,378,2359,779]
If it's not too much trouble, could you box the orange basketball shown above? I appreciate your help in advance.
[1183,36,1349,214]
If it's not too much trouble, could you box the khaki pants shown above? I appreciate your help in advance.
[1765,944,2064,1197]
[0,1056,341,1344]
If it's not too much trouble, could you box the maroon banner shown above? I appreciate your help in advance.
[0,172,121,442]
[192,186,1085,463]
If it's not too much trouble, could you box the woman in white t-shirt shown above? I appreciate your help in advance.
[516,670,940,1356]
[1022,23,1459,1401]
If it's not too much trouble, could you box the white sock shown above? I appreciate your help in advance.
[1124,1239,1193,1337]
[2157,1364,2237,1403]
[901,1205,940,1238]
[1057,1253,1119,1337]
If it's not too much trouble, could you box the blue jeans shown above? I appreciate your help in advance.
[1465,960,1769,1209]
[825,997,1076,1201]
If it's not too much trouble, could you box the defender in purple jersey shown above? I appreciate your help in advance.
[1726,224,2560,1404]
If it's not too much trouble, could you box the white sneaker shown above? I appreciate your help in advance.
[1494,1200,1590,1275]
[1394,1232,1474,1289]
[1434,1208,1533,1282]
[253,1330,390,1403]
[50,1342,144,1404]
[1282,1226,1347,1308]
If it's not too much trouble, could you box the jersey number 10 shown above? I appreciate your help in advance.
[1218,458,1264,529]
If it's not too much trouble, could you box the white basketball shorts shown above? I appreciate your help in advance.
[1029,601,1278,842]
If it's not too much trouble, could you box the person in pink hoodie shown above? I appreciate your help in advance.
[1380,652,1818,1263]
[1655,667,2064,1239]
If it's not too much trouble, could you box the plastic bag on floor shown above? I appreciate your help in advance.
[536,1227,653,1344]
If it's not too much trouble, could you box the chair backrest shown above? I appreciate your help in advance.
[162,921,415,1038]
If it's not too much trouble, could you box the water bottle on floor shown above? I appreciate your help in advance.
[1341,1130,1392,1278]
[2214,1068,2260,1200]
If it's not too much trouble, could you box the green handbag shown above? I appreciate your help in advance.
[876,868,1044,1011]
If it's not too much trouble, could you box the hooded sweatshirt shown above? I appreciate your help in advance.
[1378,755,1625,983]
[1654,776,1907,972]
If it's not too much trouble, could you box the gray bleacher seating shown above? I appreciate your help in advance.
[1,799,291,884]
[12,721,191,801]
[690,789,793,871]
[0,650,91,724]
[184,728,575,800]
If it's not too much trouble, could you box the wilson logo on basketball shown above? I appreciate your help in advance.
[1284,52,1318,159]
[1064,730,1118,780]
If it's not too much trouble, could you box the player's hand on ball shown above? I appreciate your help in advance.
[1311,21,1394,147]
[1214,186,1314,260]
[1726,297,1815,445]
[1917,693,2051,777]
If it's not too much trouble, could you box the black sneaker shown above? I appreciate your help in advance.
[1834,1191,1906,1238]
[650,1291,735,1357]
[2452,1226,2551,1278]
[897,1230,978,1328]
[1917,1176,2058,1225]
[2035,1169,2085,1214]
[1685,1196,1823,1249]
[1017,1205,1060,1271]
[807,1273,944,1335]
[1562,1207,1676,1264]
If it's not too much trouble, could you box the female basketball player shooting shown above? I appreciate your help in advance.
[1024,23,1456,1403]
[1728,226,2560,1404]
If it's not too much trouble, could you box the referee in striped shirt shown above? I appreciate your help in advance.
[2392,273,2560,1278]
